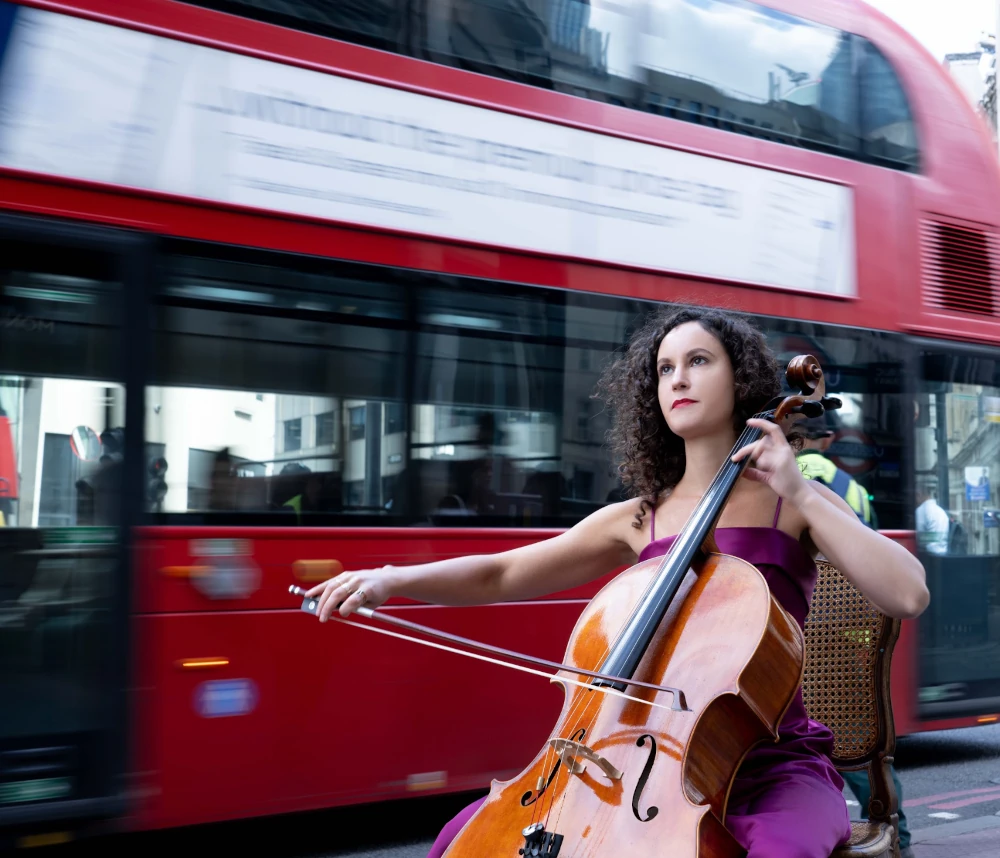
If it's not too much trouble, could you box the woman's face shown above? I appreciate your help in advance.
[656,321,736,439]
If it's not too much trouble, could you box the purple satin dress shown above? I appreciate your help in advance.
[428,501,852,858]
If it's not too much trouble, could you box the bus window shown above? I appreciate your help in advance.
[639,0,859,156]
[0,244,124,528]
[916,347,1000,718]
[149,242,646,526]
[0,228,127,813]
[182,0,636,103]
[180,1,909,167]
[147,239,912,530]
[762,322,907,531]
[147,245,407,521]
[859,40,920,171]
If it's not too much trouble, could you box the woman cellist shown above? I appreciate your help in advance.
[307,306,929,858]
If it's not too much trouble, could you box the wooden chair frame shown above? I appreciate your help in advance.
[802,561,903,858]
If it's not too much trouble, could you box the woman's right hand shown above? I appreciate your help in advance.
[305,567,395,622]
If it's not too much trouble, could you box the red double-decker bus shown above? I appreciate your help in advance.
[1,0,1000,846]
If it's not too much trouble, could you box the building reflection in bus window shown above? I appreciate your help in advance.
[916,348,1000,718]
[0,378,125,529]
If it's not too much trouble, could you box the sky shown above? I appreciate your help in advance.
[864,0,996,61]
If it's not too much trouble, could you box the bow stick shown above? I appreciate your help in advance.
[290,586,689,711]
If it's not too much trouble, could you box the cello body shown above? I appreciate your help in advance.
[442,552,804,858]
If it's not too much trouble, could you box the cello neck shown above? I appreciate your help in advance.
[662,420,766,586]
[593,417,766,691]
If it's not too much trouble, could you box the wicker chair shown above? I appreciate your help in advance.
[802,561,902,858]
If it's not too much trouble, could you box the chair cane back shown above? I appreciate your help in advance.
[802,561,902,858]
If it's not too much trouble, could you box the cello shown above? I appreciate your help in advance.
[291,355,840,858]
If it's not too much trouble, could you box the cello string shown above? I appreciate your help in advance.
[540,661,608,831]
[542,401,806,835]
[604,422,760,678]
[547,674,605,836]
[537,482,686,828]
[611,421,760,665]
[538,550,641,830]
[530,574,642,828]
[541,418,765,831]
[537,615,618,829]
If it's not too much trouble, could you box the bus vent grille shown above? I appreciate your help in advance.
[922,220,999,317]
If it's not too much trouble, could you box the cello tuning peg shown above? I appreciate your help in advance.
[794,401,825,418]
[821,396,842,412]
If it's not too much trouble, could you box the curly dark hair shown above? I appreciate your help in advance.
[597,305,781,529]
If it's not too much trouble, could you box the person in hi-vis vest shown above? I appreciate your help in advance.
[796,417,875,528]
[795,416,911,855]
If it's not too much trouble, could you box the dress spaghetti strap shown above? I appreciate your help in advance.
[772,497,783,528]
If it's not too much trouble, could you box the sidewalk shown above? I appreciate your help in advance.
[910,814,1000,857]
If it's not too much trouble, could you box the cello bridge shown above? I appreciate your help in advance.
[547,738,622,781]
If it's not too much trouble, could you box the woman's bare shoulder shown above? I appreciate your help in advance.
[584,496,652,555]
[605,495,648,522]
[576,496,644,529]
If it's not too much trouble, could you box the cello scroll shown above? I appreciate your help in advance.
[769,354,841,429]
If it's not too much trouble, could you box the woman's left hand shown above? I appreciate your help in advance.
[731,418,810,505]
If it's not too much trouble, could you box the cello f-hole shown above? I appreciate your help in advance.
[521,728,586,806]
[631,734,659,822]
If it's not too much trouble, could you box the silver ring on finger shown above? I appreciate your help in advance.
[355,588,368,605]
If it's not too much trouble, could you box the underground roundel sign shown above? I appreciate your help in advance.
[827,428,881,476]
